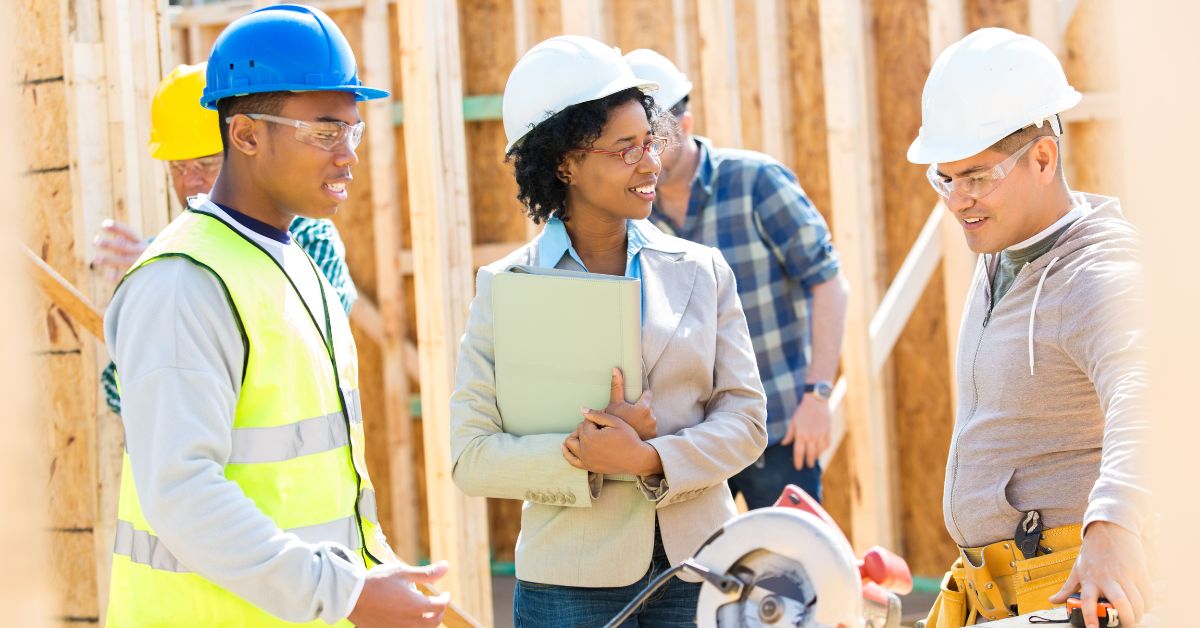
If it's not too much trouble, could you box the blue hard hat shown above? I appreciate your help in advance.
[200,4,388,110]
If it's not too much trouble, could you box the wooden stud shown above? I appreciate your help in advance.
[816,0,896,552]
[926,0,973,410]
[362,0,419,564]
[559,0,607,41]
[695,0,741,147]
[398,0,492,624]
[868,204,945,375]
[755,0,791,163]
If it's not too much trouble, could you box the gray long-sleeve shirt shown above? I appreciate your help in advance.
[104,200,365,623]
[945,192,1150,548]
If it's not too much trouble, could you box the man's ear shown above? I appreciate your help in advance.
[1032,136,1060,183]
[227,114,262,157]
[680,110,695,137]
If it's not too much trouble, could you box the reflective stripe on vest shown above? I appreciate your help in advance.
[107,207,393,626]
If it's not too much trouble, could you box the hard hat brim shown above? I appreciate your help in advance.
[200,84,391,110]
[907,89,1082,164]
[504,76,659,153]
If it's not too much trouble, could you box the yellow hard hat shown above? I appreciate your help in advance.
[148,63,223,161]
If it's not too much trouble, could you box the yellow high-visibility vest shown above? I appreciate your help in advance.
[106,209,392,627]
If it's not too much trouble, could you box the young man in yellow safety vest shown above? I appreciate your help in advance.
[909,29,1151,628]
[103,6,449,626]
[94,61,359,417]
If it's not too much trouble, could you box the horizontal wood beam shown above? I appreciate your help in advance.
[21,244,105,343]
[347,294,421,382]
[1061,90,1119,123]
[869,203,945,374]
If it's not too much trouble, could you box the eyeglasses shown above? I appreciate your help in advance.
[572,137,668,165]
[926,136,1055,200]
[168,154,223,179]
[226,113,366,152]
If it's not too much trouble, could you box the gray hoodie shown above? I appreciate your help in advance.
[944,192,1150,548]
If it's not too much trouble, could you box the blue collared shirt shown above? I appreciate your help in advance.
[650,136,840,444]
[537,216,653,281]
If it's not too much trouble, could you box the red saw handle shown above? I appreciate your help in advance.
[772,485,913,594]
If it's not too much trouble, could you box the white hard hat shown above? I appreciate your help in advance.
[907,27,1081,164]
[623,48,693,111]
[503,35,659,153]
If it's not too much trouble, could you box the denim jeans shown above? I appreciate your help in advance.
[513,525,701,627]
[727,441,823,509]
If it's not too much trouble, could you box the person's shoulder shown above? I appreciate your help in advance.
[636,220,728,269]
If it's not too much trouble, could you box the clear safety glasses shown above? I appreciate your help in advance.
[573,137,668,165]
[227,113,366,152]
[926,135,1056,200]
[168,154,223,179]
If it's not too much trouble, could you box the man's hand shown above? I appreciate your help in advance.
[347,561,451,628]
[780,394,831,470]
[1049,521,1152,628]
[92,220,148,279]
[603,368,655,440]
[562,408,661,476]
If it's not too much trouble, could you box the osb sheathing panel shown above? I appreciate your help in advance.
[41,353,98,528]
[872,0,958,576]
[22,81,71,173]
[1063,1,1122,202]
[16,0,64,82]
[28,171,85,353]
[50,528,100,620]
[461,0,526,246]
[786,0,832,226]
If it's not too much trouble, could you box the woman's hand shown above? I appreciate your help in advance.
[603,367,656,440]
[561,409,662,476]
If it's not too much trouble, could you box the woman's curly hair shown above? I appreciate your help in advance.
[506,87,673,224]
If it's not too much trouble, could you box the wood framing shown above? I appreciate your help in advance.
[361,0,418,564]
[397,0,493,623]
[927,0,973,408]
[559,0,607,41]
[755,0,791,163]
[816,0,897,552]
[695,0,742,147]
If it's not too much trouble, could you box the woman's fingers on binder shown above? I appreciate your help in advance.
[610,367,626,405]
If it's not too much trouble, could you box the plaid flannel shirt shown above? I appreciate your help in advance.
[650,137,840,444]
[102,216,357,415]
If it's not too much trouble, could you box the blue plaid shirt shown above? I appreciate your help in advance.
[650,136,840,444]
[102,216,357,415]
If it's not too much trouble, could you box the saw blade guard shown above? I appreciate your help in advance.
[693,508,864,628]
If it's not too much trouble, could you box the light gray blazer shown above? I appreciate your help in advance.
[449,220,768,587]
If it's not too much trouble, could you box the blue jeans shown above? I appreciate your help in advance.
[727,441,823,509]
[513,525,700,627]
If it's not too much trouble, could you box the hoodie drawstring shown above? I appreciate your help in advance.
[1028,256,1060,375]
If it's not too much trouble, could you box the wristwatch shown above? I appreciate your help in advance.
[804,381,834,401]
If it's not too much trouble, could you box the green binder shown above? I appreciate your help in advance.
[492,265,643,436]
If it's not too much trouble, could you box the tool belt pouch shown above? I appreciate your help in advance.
[917,559,977,628]
[1010,544,1080,615]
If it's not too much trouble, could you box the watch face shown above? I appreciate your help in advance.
[811,382,833,399]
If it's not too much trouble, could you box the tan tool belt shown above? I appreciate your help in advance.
[918,523,1082,627]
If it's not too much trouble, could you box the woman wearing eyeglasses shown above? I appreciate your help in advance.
[449,36,767,627]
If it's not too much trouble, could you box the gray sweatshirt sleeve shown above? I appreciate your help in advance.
[1059,255,1151,537]
[106,259,366,624]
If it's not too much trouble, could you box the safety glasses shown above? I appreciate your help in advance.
[227,113,365,152]
[926,136,1055,200]
[168,154,223,179]
[573,137,668,165]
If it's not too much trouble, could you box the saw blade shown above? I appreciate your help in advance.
[715,550,820,627]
